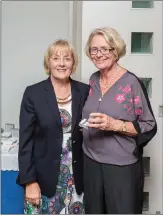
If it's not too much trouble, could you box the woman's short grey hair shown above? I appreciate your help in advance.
[44,39,78,75]
[85,27,126,61]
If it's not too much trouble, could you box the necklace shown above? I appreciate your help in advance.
[56,93,71,103]
[57,97,72,104]
[99,66,119,89]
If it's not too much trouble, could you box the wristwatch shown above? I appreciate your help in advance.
[122,121,127,132]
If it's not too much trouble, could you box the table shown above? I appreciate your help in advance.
[1,145,24,214]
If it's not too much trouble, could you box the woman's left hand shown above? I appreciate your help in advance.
[87,112,111,130]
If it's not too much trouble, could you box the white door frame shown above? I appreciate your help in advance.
[69,1,82,81]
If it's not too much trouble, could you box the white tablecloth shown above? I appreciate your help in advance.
[1,145,19,171]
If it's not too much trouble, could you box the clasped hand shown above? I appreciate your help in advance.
[25,182,41,206]
[87,113,113,131]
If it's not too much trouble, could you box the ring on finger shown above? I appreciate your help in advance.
[31,199,39,205]
[25,196,30,201]
[100,126,104,130]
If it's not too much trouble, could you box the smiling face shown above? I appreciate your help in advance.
[49,48,73,81]
[90,34,117,70]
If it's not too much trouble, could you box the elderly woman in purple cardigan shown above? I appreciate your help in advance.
[82,27,157,214]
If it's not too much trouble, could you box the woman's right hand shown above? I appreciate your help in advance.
[25,182,41,206]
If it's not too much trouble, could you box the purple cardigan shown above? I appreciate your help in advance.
[82,71,157,166]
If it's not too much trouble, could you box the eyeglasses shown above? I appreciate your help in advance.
[89,47,114,55]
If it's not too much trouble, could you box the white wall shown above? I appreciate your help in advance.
[81,1,162,83]
[81,1,163,213]
[1,1,70,128]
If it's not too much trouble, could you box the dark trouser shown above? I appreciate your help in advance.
[83,154,144,214]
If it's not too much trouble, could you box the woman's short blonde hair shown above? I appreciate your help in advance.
[44,39,78,75]
[85,27,126,61]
